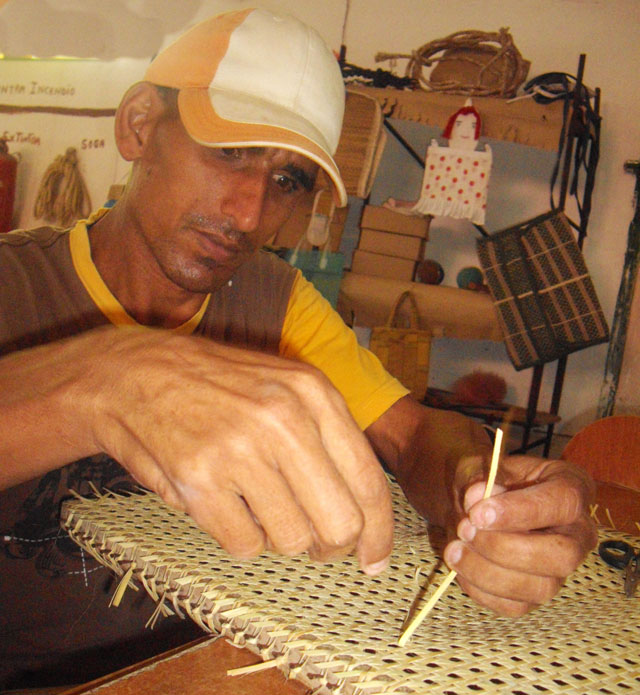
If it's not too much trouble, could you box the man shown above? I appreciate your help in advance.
[0,7,596,690]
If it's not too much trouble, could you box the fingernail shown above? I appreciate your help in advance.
[446,541,462,566]
[363,556,390,576]
[475,504,496,528]
[457,518,476,542]
[463,483,485,513]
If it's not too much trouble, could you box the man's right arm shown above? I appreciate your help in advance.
[0,325,394,576]
[0,328,105,485]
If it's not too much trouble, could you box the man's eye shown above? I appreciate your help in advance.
[221,147,243,159]
[272,173,299,194]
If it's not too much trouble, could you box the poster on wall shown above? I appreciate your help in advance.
[0,56,146,231]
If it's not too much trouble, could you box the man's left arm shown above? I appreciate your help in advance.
[365,395,598,616]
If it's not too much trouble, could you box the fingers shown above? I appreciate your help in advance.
[257,372,394,573]
[279,425,393,574]
[354,474,394,576]
[314,392,394,574]
[91,329,394,572]
[264,407,366,552]
[186,487,267,558]
[444,536,565,615]
[456,522,589,577]
[454,574,533,618]
[465,462,594,533]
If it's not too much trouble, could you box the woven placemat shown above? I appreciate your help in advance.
[60,481,640,694]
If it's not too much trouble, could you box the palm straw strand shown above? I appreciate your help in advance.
[604,507,616,530]
[109,566,135,608]
[227,656,288,677]
[398,427,504,646]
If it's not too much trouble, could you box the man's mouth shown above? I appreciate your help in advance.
[195,229,243,262]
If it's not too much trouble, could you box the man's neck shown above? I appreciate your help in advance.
[87,204,209,330]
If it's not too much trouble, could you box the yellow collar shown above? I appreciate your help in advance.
[69,209,211,334]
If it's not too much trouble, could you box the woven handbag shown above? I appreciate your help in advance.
[368,290,431,399]
[476,210,609,370]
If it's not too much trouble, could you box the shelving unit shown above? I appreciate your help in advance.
[339,56,601,455]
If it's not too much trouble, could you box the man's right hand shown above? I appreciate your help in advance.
[0,326,393,576]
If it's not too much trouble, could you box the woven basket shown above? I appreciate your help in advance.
[369,290,431,399]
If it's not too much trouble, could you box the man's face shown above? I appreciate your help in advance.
[128,111,318,294]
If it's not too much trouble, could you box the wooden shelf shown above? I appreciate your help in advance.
[424,387,561,428]
[348,85,566,151]
[344,60,598,455]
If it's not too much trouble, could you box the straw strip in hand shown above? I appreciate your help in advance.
[398,427,503,646]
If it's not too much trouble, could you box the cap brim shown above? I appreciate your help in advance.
[178,88,347,207]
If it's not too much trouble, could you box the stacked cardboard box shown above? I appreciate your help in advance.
[351,205,430,281]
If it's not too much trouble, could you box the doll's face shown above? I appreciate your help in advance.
[448,113,478,150]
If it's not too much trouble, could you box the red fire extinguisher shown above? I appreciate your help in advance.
[0,139,17,233]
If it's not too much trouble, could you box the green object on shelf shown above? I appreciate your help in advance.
[283,247,345,309]
[456,266,483,289]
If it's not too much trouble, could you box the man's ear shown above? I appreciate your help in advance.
[114,82,165,161]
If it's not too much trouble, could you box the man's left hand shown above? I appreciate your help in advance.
[444,455,598,616]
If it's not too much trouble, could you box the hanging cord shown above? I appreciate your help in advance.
[34,147,92,227]
[340,0,350,56]
[342,62,417,89]
[550,92,600,235]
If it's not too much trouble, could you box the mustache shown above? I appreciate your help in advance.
[185,214,248,246]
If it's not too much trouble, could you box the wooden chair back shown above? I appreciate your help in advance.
[561,415,640,535]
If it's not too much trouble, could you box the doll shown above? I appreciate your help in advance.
[384,99,492,225]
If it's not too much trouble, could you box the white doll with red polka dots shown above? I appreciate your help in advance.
[385,99,492,225]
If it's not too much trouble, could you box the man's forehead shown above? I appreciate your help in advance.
[253,145,318,169]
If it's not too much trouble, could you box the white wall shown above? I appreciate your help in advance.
[1,0,638,434]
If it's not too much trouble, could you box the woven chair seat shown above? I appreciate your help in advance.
[61,480,640,694]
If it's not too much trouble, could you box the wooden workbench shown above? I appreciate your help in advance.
[61,637,308,695]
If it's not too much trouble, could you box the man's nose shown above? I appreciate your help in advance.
[220,169,268,233]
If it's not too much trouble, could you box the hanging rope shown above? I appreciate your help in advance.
[34,146,92,227]
[375,28,530,97]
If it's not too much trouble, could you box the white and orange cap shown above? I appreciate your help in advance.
[144,7,347,207]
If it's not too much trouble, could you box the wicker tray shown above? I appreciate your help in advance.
[60,481,640,694]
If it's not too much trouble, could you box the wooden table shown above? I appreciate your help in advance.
[61,637,309,695]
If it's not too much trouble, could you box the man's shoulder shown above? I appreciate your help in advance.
[0,225,69,250]
[254,247,297,272]
[236,247,298,283]
[0,226,72,275]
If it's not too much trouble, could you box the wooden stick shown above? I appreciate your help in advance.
[483,427,502,501]
[398,428,503,646]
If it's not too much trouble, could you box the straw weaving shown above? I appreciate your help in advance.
[61,480,640,694]
[477,210,609,370]
[333,90,386,199]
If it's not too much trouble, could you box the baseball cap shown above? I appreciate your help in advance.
[144,7,348,207]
